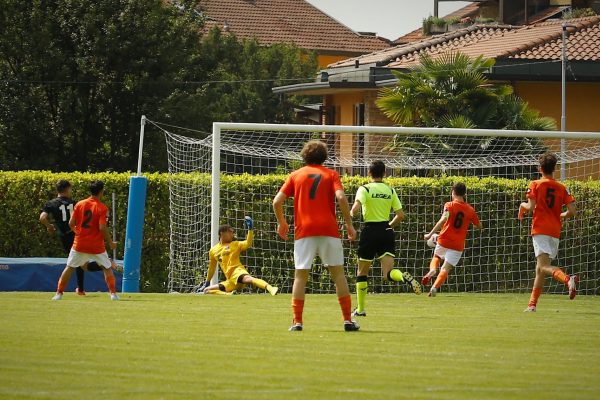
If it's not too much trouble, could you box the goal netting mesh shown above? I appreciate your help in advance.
[158,121,600,295]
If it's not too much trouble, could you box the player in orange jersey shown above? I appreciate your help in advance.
[422,182,483,297]
[273,140,359,332]
[52,180,118,300]
[519,153,577,312]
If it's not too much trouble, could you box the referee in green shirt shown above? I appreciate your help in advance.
[350,161,422,316]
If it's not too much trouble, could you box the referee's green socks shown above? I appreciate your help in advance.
[387,269,405,283]
[356,275,368,313]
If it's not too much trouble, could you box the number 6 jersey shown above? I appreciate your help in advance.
[526,177,575,238]
[72,196,109,254]
[438,200,480,252]
[279,164,343,240]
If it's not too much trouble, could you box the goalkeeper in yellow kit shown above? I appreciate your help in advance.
[200,217,278,296]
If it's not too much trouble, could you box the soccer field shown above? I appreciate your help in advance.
[1,293,599,400]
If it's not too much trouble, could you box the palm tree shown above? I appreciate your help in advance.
[376,52,555,159]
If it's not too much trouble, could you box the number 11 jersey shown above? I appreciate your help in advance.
[438,200,480,252]
[279,165,343,240]
[72,196,109,254]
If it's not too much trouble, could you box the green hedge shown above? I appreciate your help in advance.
[0,171,170,292]
[1,171,599,294]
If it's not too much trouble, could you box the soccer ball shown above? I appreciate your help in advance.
[426,233,438,248]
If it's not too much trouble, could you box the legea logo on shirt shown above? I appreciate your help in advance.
[371,193,391,199]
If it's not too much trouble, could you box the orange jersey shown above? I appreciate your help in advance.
[437,200,480,252]
[527,177,575,238]
[279,165,343,240]
[72,196,109,254]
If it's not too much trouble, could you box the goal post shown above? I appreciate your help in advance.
[163,121,600,295]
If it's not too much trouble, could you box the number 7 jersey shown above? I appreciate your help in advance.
[526,177,575,238]
[438,200,480,252]
[279,165,343,240]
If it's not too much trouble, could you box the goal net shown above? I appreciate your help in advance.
[160,121,600,295]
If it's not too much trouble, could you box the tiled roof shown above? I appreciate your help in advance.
[329,24,514,68]
[510,18,600,61]
[387,17,600,68]
[198,0,390,54]
[393,2,484,45]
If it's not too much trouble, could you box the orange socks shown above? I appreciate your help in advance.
[529,287,542,307]
[105,275,116,293]
[552,269,569,285]
[429,256,441,272]
[292,298,305,324]
[56,278,67,294]
[433,269,449,289]
[338,295,352,321]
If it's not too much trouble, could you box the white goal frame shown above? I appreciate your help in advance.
[209,122,600,285]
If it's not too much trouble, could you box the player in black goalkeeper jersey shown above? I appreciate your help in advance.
[39,180,102,294]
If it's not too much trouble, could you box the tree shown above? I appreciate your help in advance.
[0,1,317,172]
[376,52,555,158]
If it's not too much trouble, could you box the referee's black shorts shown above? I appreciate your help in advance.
[357,222,396,262]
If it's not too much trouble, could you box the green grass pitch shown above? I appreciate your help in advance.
[1,292,599,400]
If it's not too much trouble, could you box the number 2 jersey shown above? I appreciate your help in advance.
[526,177,575,238]
[42,196,76,236]
[72,196,109,254]
[279,165,343,240]
[437,200,480,252]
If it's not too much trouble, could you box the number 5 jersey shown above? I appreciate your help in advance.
[526,177,575,238]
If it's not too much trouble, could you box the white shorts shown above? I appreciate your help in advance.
[532,235,560,260]
[434,244,463,267]
[294,236,344,270]
[67,249,112,269]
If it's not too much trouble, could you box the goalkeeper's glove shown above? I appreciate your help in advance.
[244,216,254,230]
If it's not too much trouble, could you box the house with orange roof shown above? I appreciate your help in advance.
[273,13,600,134]
[197,0,390,68]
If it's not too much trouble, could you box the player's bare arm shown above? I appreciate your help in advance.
[389,209,405,228]
[561,202,577,219]
[350,199,361,218]
[99,222,117,250]
[272,192,289,240]
[335,189,357,241]
[424,213,448,240]
[68,213,77,232]
[518,198,535,220]
[39,211,56,234]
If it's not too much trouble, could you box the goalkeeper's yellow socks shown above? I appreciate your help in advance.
[551,269,568,284]
[251,278,268,290]
[387,269,405,282]
[338,295,352,321]
[356,275,368,313]
[292,298,304,324]
[251,278,279,295]
[433,268,449,289]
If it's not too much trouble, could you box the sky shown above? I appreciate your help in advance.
[305,0,471,41]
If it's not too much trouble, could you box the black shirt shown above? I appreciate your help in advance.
[42,196,77,236]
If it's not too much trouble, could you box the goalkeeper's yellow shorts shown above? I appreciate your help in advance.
[220,267,250,292]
